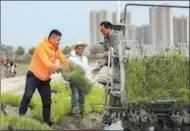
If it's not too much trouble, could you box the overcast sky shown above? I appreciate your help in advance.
[1,1,189,50]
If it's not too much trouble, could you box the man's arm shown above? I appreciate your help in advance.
[36,45,59,71]
[57,49,71,65]
[97,32,120,58]
[102,32,120,57]
[102,51,109,57]
[102,42,109,57]
[112,32,120,53]
[95,43,109,58]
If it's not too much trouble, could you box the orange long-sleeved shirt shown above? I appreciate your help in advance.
[28,37,70,81]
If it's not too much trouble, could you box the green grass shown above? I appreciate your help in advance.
[16,64,29,72]
[1,83,105,126]
[51,94,71,123]
[30,96,43,120]
[62,65,93,95]
[1,93,22,106]
[124,51,189,103]
[51,82,71,96]
[85,88,105,114]
[1,114,12,130]
[1,114,52,130]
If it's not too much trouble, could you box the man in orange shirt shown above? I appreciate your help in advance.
[19,29,71,127]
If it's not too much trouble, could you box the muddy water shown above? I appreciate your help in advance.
[104,121,123,130]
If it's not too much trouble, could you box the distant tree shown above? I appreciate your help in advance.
[62,46,71,54]
[1,45,15,58]
[15,46,25,56]
[15,46,25,62]
[90,44,104,55]
[28,47,35,55]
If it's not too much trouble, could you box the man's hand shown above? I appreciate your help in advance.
[103,51,109,57]
[69,62,74,68]
[91,68,101,75]
[62,65,71,71]
[57,65,70,72]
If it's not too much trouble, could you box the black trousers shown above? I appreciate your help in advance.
[19,71,51,123]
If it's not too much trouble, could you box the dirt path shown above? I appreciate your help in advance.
[1,75,26,95]
[1,73,63,96]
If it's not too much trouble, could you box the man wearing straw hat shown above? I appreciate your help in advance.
[68,41,89,118]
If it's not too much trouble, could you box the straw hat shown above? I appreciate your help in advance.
[71,41,88,49]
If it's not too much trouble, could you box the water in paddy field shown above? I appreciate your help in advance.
[103,120,155,131]
[104,120,123,130]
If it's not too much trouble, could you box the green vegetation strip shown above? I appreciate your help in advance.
[1,114,52,130]
[61,65,93,95]
[1,82,105,130]
[125,51,189,103]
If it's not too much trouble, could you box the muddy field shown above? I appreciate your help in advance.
[1,62,123,130]
[1,73,104,130]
